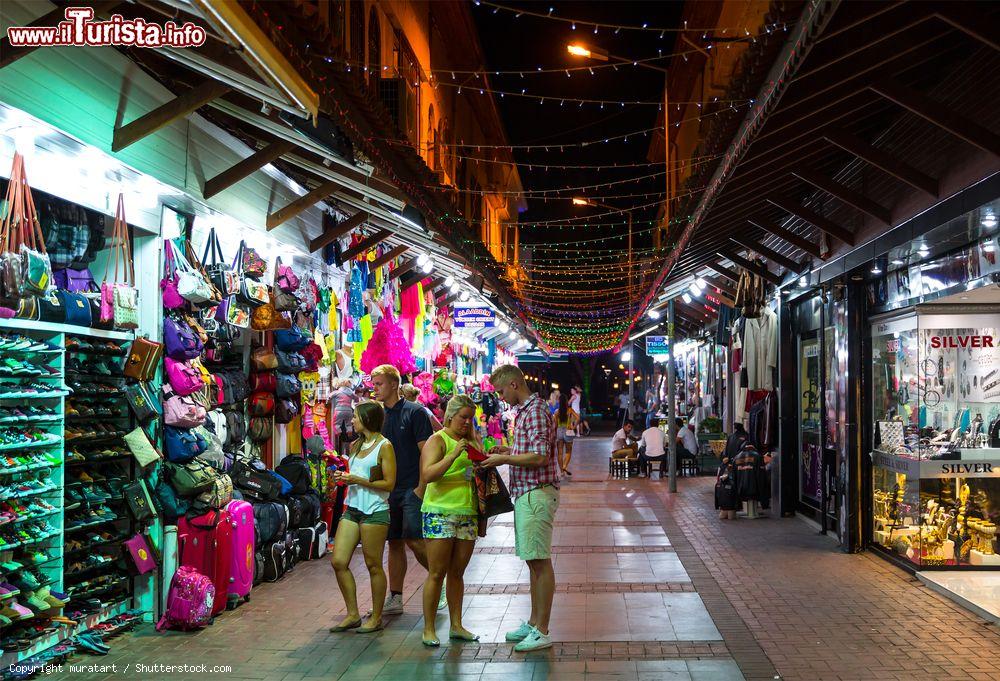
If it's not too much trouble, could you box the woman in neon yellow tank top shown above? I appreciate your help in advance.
[418,394,481,646]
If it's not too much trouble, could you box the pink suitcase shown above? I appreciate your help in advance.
[225,500,255,608]
[178,509,233,618]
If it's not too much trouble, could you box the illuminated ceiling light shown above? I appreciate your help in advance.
[444,276,455,287]
[572,197,591,206]
[890,258,905,266]
[460,290,470,301]
[567,43,608,61]
[681,293,692,304]
[798,276,808,287]
[871,263,882,275]
[621,351,632,362]
[421,258,434,273]
[695,277,707,289]
[416,253,430,267]
[983,211,997,229]
[984,241,996,253]
[449,282,461,294]
[648,309,661,319]
[498,320,510,332]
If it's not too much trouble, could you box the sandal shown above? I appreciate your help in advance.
[356,619,384,634]
[449,630,480,642]
[328,618,361,632]
[422,636,440,647]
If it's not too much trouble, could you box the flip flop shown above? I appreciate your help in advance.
[328,619,362,632]
[449,630,480,642]
[422,636,441,647]
[356,620,384,634]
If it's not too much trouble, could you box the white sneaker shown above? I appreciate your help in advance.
[383,593,404,615]
[504,621,534,642]
[437,578,447,611]
[514,626,552,652]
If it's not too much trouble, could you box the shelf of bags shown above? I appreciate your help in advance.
[0,319,134,342]
[0,437,63,451]
[0,600,128,669]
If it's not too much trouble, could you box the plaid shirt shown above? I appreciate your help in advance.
[508,393,560,499]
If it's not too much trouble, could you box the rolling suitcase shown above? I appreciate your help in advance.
[178,509,233,618]
[225,500,255,608]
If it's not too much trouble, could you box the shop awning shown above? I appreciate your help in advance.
[629,1,1000,345]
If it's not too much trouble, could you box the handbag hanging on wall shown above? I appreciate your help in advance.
[100,194,139,329]
[1,153,53,308]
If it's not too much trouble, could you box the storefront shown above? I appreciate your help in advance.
[864,200,1000,572]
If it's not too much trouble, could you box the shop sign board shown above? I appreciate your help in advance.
[873,449,1000,478]
[453,305,495,328]
[646,336,669,356]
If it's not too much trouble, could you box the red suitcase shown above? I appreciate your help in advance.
[225,500,254,608]
[178,509,233,618]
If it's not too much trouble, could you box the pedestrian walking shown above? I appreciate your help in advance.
[555,393,579,476]
[369,364,445,615]
[419,395,482,647]
[481,365,560,652]
[329,401,396,633]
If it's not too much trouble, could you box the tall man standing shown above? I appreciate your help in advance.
[481,365,559,652]
[370,365,443,614]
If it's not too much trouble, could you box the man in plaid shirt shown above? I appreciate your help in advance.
[481,364,560,652]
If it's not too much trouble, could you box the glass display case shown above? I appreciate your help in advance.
[870,307,1000,568]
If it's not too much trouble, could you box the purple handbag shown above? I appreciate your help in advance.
[123,533,158,575]
[161,241,185,310]
[164,315,203,360]
[54,267,95,293]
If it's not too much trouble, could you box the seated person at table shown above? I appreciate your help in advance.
[637,424,667,476]
[676,418,699,468]
[611,422,638,459]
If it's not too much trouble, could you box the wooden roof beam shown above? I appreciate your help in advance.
[340,229,392,262]
[731,236,806,274]
[370,245,408,270]
[823,128,939,198]
[113,80,230,152]
[388,258,417,282]
[720,251,783,286]
[705,262,740,284]
[308,211,366,253]
[268,180,341,230]
[870,79,1000,158]
[747,214,827,259]
[789,169,892,226]
[203,140,297,199]
[934,6,999,51]
[766,196,857,246]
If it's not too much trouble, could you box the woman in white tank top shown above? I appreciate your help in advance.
[329,401,397,634]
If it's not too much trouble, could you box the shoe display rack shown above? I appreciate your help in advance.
[0,319,135,667]
[63,332,135,614]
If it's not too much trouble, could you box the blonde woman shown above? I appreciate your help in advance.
[419,394,482,646]
[329,401,397,634]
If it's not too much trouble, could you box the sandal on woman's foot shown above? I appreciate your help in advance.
[329,618,361,632]
[357,619,384,633]
[449,629,479,642]
[422,635,441,647]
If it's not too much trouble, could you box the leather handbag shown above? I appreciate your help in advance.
[37,292,66,323]
[249,391,276,417]
[124,383,161,424]
[124,426,162,470]
[100,194,139,329]
[251,347,278,371]
[124,337,164,381]
[122,478,158,523]
[57,290,92,326]
[271,259,299,312]
[251,300,290,331]
[202,228,239,296]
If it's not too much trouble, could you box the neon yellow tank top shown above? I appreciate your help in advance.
[421,430,477,516]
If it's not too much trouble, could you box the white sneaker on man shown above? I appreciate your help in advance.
[437,578,447,611]
[514,626,552,652]
[505,621,535,642]
[383,593,404,615]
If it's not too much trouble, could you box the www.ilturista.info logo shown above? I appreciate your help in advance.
[6,7,207,48]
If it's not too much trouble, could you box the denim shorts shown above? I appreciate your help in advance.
[342,506,390,526]
[388,488,423,540]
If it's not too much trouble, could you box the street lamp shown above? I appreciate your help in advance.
[567,42,668,74]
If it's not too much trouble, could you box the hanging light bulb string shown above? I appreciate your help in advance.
[474,0,791,35]
[431,151,723,170]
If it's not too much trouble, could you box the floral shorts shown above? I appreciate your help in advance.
[422,512,478,541]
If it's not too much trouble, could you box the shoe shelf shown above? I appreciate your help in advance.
[0,599,128,670]
[0,437,63,452]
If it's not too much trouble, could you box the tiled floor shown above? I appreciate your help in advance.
[41,429,1000,681]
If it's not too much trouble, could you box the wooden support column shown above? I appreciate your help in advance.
[308,211,366,253]
[766,196,857,246]
[731,236,806,273]
[748,215,828,258]
[112,81,230,152]
[269,180,341,230]
[823,129,939,197]
[203,140,297,199]
[340,229,391,262]
[789,169,891,225]
[370,245,408,270]
[0,2,122,69]
[870,80,1000,158]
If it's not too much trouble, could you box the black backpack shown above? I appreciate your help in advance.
[225,410,246,448]
[275,454,312,495]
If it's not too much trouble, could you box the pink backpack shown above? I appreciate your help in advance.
[156,565,215,631]
[165,357,204,397]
